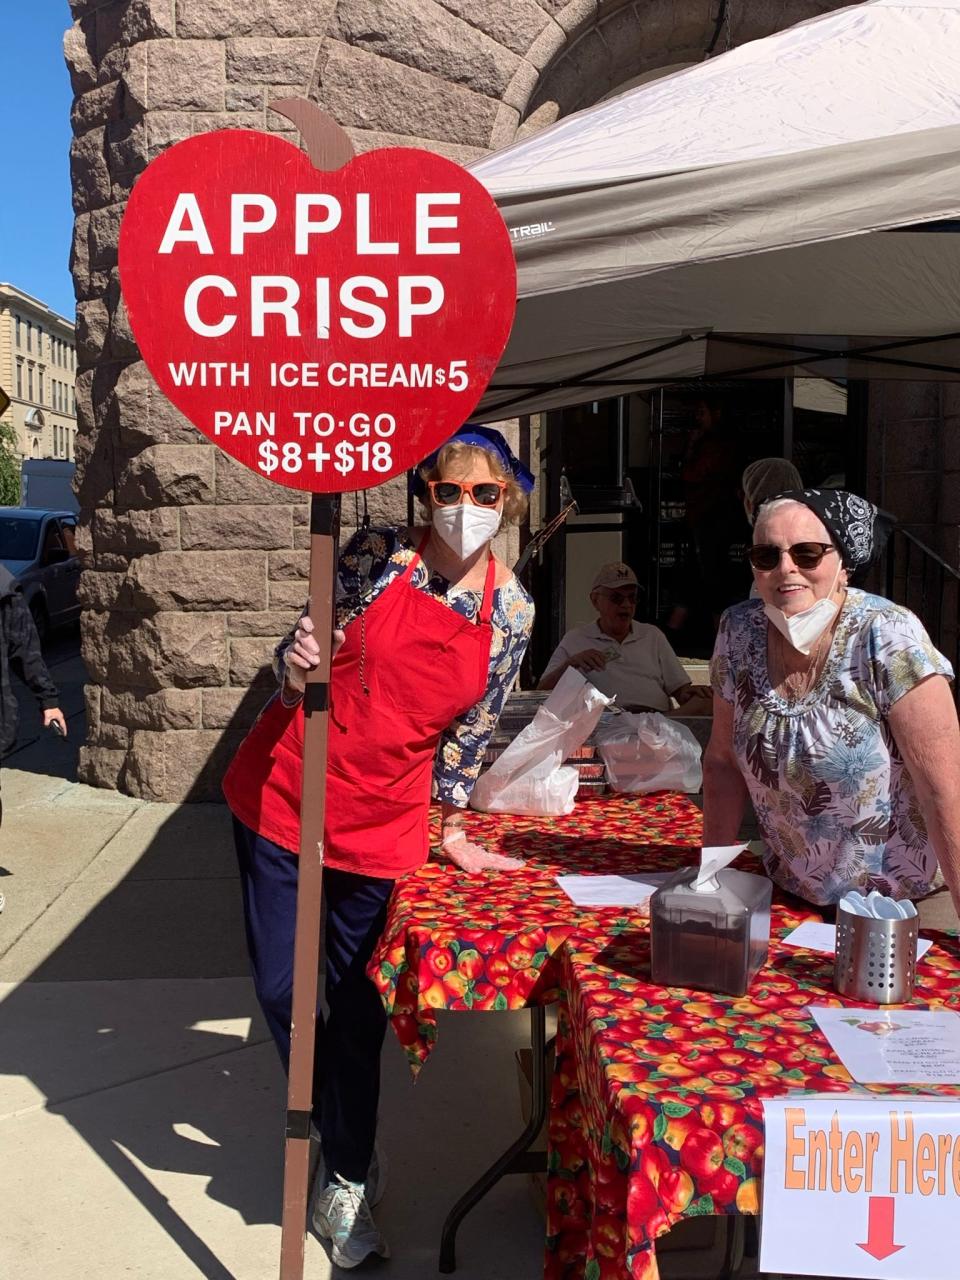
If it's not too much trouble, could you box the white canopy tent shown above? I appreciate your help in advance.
[470,0,960,420]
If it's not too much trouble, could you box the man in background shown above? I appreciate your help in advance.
[537,562,711,713]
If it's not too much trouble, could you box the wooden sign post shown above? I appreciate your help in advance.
[118,102,516,1279]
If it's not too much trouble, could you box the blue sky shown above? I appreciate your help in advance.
[1,7,75,320]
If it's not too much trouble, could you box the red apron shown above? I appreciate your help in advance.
[223,535,496,878]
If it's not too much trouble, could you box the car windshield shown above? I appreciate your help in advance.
[0,518,42,561]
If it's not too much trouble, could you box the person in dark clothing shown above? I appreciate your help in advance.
[0,565,66,830]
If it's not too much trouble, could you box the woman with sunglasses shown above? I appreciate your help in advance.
[221,425,533,1268]
[704,488,960,920]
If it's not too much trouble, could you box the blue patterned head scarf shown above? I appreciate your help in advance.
[411,425,535,498]
[761,488,886,570]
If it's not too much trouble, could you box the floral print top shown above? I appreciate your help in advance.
[710,590,953,905]
[275,525,534,809]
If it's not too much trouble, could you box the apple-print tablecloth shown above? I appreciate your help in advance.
[368,793,703,1073]
[544,910,960,1280]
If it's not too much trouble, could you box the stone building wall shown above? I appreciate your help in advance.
[66,0,855,800]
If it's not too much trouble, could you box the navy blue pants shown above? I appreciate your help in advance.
[233,818,394,1184]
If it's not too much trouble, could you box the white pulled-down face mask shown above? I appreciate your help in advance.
[432,502,502,560]
[763,560,844,655]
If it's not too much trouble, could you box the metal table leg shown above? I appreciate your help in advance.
[438,1005,548,1273]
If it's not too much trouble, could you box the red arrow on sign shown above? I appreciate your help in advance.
[857,1197,904,1261]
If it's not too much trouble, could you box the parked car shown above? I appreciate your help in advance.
[0,508,81,641]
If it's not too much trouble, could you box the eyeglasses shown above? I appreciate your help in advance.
[598,587,638,605]
[747,542,837,571]
[428,479,506,507]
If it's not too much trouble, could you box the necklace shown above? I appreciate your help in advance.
[771,590,846,702]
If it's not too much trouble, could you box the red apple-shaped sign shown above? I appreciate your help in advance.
[118,127,517,492]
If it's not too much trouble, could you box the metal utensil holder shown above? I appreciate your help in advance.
[834,912,918,1004]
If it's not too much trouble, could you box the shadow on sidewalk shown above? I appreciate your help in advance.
[0,672,295,1278]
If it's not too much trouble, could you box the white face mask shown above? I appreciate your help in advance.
[432,502,501,559]
[763,562,843,655]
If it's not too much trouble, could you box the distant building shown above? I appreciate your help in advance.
[0,283,77,462]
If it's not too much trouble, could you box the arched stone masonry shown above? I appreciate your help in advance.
[66,0,861,799]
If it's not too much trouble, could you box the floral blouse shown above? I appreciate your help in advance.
[275,525,534,808]
[710,590,953,905]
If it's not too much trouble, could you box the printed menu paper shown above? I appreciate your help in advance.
[810,1006,960,1085]
[555,873,669,908]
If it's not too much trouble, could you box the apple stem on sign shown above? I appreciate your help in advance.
[268,98,356,171]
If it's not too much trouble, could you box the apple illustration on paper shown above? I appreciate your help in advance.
[118,109,517,492]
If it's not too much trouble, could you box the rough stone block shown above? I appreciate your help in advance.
[77,569,133,612]
[87,611,229,689]
[102,687,202,730]
[502,60,540,113]
[229,636,278,686]
[84,684,102,739]
[92,0,177,62]
[75,296,110,366]
[348,129,486,165]
[116,444,216,507]
[215,450,306,504]
[268,550,310,580]
[437,0,551,57]
[121,727,247,802]
[555,0,601,37]
[180,504,293,550]
[147,40,225,111]
[64,22,97,95]
[70,213,91,287]
[227,611,293,637]
[88,203,123,270]
[71,80,125,133]
[226,83,264,111]
[360,474,409,526]
[78,744,128,792]
[92,508,181,558]
[268,579,309,610]
[319,41,499,148]
[524,20,569,72]
[202,687,252,729]
[226,37,321,86]
[128,551,268,613]
[113,360,202,446]
[177,0,337,39]
[331,0,520,98]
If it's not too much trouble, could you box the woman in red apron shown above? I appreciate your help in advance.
[223,427,534,1268]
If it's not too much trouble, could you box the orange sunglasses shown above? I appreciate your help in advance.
[427,479,507,507]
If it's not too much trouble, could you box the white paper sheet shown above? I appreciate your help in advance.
[781,921,933,960]
[555,872,669,908]
[810,1005,960,1085]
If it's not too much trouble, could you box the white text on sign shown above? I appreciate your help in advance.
[159,192,460,340]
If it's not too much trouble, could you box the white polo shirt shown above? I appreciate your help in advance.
[541,621,689,712]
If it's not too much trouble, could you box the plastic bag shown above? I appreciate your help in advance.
[470,668,614,815]
[597,711,702,794]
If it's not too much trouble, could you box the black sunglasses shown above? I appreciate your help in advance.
[747,542,837,571]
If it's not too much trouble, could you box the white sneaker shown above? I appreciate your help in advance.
[312,1174,389,1269]
[310,1133,388,1208]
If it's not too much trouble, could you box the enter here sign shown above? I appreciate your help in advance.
[760,1097,960,1279]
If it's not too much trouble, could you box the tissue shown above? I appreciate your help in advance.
[694,844,749,892]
